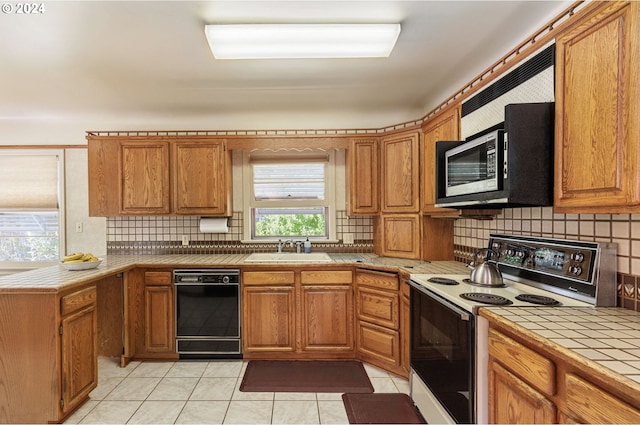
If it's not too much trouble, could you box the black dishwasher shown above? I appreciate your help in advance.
[174,269,241,359]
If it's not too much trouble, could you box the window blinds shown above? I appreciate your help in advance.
[0,155,59,209]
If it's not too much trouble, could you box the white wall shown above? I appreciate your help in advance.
[64,149,107,256]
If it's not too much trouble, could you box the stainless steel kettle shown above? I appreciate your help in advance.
[468,248,504,287]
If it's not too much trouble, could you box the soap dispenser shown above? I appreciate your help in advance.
[304,237,312,253]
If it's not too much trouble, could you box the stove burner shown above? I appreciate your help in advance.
[462,278,506,288]
[427,277,460,286]
[515,294,561,306]
[460,293,513,306]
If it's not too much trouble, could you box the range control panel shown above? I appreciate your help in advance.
[487,234,597,282]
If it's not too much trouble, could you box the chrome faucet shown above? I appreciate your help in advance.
[277,239,302,253]
[277,239,293,253]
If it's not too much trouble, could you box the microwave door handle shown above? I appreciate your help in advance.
[503,132,508,179]
[406,280,472,321]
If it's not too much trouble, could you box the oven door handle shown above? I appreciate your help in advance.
[407,280,472,321]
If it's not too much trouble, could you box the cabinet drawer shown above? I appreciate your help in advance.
[488,328,555,397]
[145,271,172,285]
[301,270,352,285]
[356,270,399,291]
[565,373,640,424]
[243,271,295,285]
[61,286,97,315]
[357,287,398,328]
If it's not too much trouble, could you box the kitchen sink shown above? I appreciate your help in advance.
[244,252,332,263]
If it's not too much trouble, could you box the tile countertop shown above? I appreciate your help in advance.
[0,253,469,292]
[480,306,640,394]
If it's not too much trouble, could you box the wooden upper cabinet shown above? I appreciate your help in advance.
[88,136,232,216]
[173,140,232,215]
[88,138,121,216]
[347,138,379,215]
[381,131,420,213]
[421,106,461,215]
[379,214,421,259]
[554,1,640,213]
[120,141,171,214]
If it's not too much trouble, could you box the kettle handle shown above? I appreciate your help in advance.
[473,248,500,262]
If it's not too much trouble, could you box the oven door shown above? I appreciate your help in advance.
[409,281,475,424]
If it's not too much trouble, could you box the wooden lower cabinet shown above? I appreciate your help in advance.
[242,268,355,359]
[301,284,354,352]
[144,284,174,353]
[141,271,176,357]
[355,268,406,376]
[0,284,100,423]
[126,269,177,360]
[356,320,401,369]
[243,285,296,352]
[485,315,640,424]
[60,286,99,417]
[489,361,556,424]
[564,373,640,424]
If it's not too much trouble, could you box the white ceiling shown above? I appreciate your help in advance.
[0,1,571,142]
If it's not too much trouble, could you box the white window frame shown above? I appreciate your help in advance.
[242,150,337,242]
[0,149,66,271]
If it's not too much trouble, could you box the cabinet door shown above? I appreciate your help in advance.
[88,138,120,216]
[421,107,461,215]
[356,320,401,370]
[120,141,171,214]
[242,286,295,352]
[347,138,379,215]
[379,214,421,259]
[555,1,640,212]
[488,361,556,424]
[60,305,97,415]
[300,285,354,352]
[144,285,175,354]
[173,140,232,215]
[381,131,420,212]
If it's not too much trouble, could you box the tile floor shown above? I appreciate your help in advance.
[64,357,410,424]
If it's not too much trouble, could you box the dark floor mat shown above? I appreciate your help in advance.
[239,360,374,393]
[342,393,426,424]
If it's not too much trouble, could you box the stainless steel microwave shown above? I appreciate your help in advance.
[435,102,554,208]
[444,129,504,198]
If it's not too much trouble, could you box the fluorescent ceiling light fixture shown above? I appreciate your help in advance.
[204,23,401,59]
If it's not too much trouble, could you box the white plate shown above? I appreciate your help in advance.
[61,258,103,270]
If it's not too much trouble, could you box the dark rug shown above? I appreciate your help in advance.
[239,360,374,393]
[342,393,426,424]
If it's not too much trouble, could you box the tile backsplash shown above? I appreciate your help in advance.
[453,206,640,311]
[106,210,374,254]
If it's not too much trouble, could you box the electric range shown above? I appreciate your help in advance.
[407,234,618,424]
